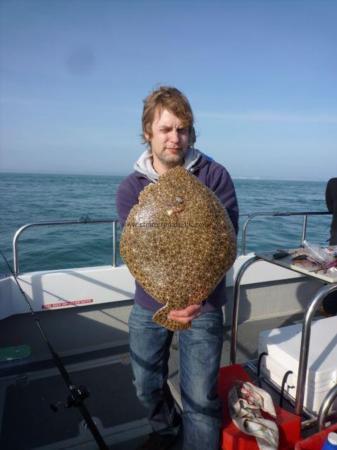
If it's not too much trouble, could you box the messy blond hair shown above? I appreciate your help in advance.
[142,86,196,147]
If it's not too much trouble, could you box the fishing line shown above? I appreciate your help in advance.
[0,249,109,450]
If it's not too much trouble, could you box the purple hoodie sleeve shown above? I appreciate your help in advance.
[116,175,141,228]
[206,165,239,235]
[116,173,151,228]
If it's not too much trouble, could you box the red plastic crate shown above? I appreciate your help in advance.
[295,423,337,449]
[218,364,301,450]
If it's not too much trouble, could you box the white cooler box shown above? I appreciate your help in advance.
[258,315,337,414]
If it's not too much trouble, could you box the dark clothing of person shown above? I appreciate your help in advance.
[322,178,337,316]
[325,177,337,245]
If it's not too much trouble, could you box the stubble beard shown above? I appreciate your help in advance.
[157,148,186,169]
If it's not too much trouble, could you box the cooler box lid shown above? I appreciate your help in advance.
[258,316,337,386]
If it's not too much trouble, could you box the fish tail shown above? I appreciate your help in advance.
[152,305,191,331]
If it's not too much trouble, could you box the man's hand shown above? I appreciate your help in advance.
[168,304,201,324]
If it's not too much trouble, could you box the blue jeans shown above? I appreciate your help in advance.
[128,303,224,450]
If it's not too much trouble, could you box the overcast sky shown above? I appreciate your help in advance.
[0,0,336,180]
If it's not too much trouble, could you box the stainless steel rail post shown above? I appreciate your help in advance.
[301,214,308,246]
[13,223,34,275]
[12,219,119,275]
[318,384,337,430]
[112,221,117,267]
[295,284,337,416]
[230,254,258,364]
[241,211,329,255]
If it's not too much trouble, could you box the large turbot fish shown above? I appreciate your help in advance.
[120,166,237,331]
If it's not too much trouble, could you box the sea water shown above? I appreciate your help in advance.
[0,173,331,274]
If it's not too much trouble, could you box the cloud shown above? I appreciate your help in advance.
[197,110,337,124]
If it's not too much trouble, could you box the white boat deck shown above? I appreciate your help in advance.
[0,256,334,449]
[0,298,324,450]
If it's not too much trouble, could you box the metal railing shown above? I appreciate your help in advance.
[12,218,119,275]
[11,210,332,274]
[241,211,331,255]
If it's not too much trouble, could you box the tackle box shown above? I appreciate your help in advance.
[258,315,337,413]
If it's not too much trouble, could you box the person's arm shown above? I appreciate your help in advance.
[117,175,202,323]
[208,165,239,235]
[116,175,142,228]
[170,165,239,323]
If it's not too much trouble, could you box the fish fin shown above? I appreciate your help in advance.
[152,305,191,331]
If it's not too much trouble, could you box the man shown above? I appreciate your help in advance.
[116,86,238,450]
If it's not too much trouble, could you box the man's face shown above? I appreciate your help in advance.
[145,108,190,174]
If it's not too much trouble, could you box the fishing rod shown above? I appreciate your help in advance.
[0,250,109,450]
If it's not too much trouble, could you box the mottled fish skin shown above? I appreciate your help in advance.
[120,166,237,331]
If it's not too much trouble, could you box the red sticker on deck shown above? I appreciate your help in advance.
[42,299,94,309]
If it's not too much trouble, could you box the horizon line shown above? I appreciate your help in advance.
[0,170,329,183]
